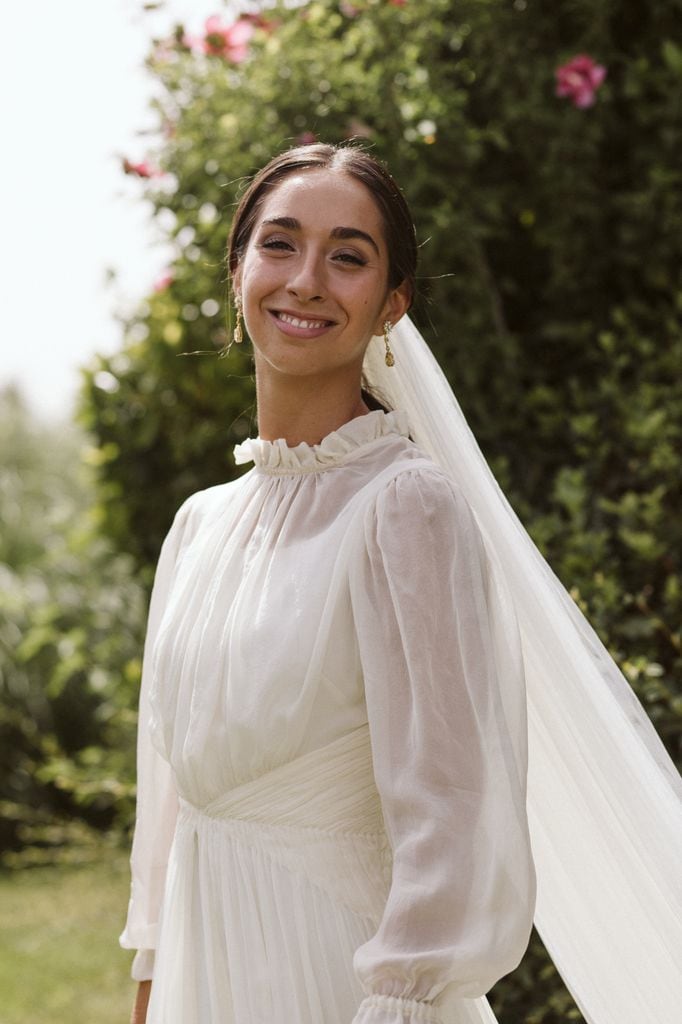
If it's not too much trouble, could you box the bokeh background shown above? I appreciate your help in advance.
[1,1,680,1021]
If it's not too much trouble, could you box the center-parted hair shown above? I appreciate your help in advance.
[227,144,418,308]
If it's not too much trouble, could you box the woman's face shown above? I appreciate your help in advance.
[234,168,409,380]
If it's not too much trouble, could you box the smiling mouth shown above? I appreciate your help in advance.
[272,311,336,329]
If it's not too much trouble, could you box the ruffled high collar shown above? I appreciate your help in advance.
[233,408,411,475]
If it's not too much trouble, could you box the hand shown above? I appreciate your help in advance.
[130,980,152,1024]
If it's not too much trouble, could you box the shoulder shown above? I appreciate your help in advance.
[363,456,482,555]
[166,474,248,541]
[372,456,474,527]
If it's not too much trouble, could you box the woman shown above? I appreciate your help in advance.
[121,145,682,1024]
[120,143,536,1023]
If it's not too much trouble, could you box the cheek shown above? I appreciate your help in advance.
[241,256,277,300]
[340,272,385,308]
[241,249,263,280]
[357,283,389,321]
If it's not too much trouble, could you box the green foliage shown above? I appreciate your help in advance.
[524,305,682,756]
[0,388,146,866]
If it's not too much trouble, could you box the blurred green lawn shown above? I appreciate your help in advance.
[0,851,135,1024]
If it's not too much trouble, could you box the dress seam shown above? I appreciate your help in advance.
[178,799,389,842]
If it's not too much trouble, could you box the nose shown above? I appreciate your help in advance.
[286,250,325,303]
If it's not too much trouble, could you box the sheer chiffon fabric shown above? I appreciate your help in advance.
[364,320,682,1024]
[119,409,536,1024]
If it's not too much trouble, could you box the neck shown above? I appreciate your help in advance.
[254,359,371,446]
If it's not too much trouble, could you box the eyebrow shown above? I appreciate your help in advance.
[260,217,380,256]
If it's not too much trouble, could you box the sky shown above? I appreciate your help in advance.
[0,0,225,423]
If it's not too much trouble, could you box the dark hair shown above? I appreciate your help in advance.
[227,143,417,308]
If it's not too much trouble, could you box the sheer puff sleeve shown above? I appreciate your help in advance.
[348,467,536,1024]
[118,493,200,982]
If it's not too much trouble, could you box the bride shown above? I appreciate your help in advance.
[121,144,682,1024]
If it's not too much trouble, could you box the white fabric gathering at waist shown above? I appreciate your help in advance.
[175,723,388,837]
[171,724,393,927]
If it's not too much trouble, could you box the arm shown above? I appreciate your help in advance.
[119,495,199,984]
[130,980,151,1024]
[348,468,536,1023]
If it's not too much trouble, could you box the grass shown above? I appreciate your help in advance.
[0,849,137,1024]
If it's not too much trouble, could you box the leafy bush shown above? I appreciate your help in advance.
[0,388,146,866]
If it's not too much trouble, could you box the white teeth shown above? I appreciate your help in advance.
[277,312,329,329]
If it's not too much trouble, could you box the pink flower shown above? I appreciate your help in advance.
[190,13,273,63]
[296,131,318,145]
[153,270,174,292]
[123,158,164,179]
[389,0,407,6]
[555,54,607,109]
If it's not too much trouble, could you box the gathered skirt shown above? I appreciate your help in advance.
[146,726,499,1024]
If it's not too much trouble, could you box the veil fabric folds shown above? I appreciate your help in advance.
[363,316,682,1024]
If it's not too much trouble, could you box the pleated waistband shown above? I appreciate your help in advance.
[179,725,386,836]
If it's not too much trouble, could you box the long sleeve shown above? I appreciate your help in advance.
[347,467,536,1024]
[118,494,199,981]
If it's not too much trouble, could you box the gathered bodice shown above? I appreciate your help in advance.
[147,408,427,809]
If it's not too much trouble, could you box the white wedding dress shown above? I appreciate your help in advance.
[119,408,537,1024]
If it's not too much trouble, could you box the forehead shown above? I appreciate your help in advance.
[256,169,385,239]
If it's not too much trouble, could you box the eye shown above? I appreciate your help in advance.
[259,236,295,253]
[332,250,367,267]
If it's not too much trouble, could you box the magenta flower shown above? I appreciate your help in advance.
[123,158,164,179]
[555,54,607,108]
[202,14,255,62]
[188,13,273,63]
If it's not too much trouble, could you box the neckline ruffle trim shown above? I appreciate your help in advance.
[232,408,411,474]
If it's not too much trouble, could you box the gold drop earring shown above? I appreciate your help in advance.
[233,295,244,345]
[383,320,395,367]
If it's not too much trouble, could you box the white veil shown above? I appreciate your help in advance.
[363,316,682,1024]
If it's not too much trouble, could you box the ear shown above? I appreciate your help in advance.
[374,278,411,336]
